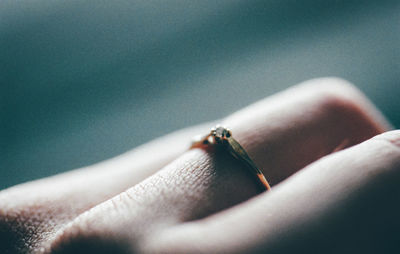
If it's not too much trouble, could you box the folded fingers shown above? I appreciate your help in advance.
[144,130,400,254]
[48,78,390,253]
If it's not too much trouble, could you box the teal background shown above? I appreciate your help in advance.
[1,0,399,190]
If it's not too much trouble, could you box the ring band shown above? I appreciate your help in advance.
[191,125,271,191]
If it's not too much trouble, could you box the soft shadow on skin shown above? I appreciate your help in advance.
[50,235,132,254]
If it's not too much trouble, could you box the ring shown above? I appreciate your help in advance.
[191,125,271,191]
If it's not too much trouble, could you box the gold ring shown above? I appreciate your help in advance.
[191,125,271,191]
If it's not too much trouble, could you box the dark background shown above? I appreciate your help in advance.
[1,0,399,190]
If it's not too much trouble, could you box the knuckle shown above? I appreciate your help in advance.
[359,132,400,208]
[306,77,365,113]
[372,130,400,149]
[361,130,400,177]
[288,77,370,124]
[370,131,400,171]
[300,77,386,138]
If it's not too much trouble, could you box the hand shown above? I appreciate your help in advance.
[1,78,399,254]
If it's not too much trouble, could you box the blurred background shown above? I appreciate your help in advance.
[1,0,399,190]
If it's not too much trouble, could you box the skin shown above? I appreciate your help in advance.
[0,77,399,254]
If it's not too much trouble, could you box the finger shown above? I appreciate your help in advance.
[50,146,261,254]
[49,78,390,253]
[222,77,391,184]
[144,130,400,254]
[0,122,214,253]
